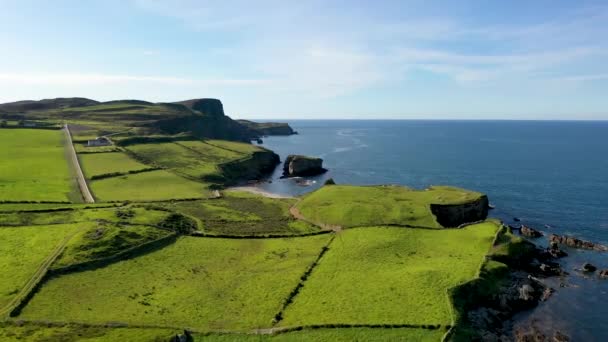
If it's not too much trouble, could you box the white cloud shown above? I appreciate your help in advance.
[0,72,268,86]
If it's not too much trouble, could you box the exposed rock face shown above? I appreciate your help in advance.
[237,120,297,136]
[219,150,280,184]
[549,234,608,251]
[429,195,489,228]
[599,270,608,278]
[521,225,543,238]
[174,98,225,117]
[282,155,327,177]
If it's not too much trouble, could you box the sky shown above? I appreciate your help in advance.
[0,0,607,120]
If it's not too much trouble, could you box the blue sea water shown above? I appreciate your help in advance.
[257,120,608,340]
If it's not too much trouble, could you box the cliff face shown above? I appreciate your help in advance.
[237,120,296,136]
[219,150,280,184]
[173,98,225,117]
[430,195,489,227]
[282,155,326,177]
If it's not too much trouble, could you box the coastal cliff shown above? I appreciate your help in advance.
[430,195,489,227]
[237,120,297,136]
[218,150,280,184]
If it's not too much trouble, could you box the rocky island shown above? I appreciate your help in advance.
[282,154,327,177]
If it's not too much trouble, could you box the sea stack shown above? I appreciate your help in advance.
[282,155,327,177]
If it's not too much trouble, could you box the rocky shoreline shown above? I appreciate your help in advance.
[463,222,608,341]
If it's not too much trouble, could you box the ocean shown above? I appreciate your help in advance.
[257,120,608,340]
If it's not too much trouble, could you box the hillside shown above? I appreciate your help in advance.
[0,98,294,142]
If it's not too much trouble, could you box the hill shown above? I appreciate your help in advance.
[0,98,295,142]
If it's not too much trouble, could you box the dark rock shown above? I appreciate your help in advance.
[513,217,521,222]
[549,234,608,251]
[553,331,570,342]
[581,262,597,272]
[599,270,608,278]
[282,155,327,177]
[324,178,336,185]
[547,242,568,258]
[520,225,543,238]
[429,195,489,228]
[539,263,562,276]
[519,284,535,301]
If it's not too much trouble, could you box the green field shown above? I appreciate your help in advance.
[0,322,175,342]
[0,129,74,202]
[166,191,320,236]
[0,224,80,309]
[90,170,207,201]
[296,185,484,228]
[79,152,149,177]
[204,139,264,155]
[20,235,331,331]
[280,222,500,326]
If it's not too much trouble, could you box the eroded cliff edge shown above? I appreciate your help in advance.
[431,195,490,227]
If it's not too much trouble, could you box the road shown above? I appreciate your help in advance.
[64,124,95,203]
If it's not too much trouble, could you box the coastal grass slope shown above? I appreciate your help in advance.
[279,222,500,327]
[295,185,486,228]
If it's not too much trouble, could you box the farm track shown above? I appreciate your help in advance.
[0,230,78,317]
[64,124,95,203]
[289,203,342,232]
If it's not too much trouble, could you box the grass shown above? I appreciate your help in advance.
[19,235,331,331]
[79,152,149,177]
[125,141,251,181]
[53,223,173,268]
[0,322,175,342]
[280,222,500,327]
[0,206,170,227]
[196,328,445,341]
[0,203,119,212]
[296,185,484,228]
[0,224,81,309]
[90,170,208,201]
[205,139,264,155]
[0,129,73,202]
[166,192,320,236]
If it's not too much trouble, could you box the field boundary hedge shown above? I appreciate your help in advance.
[89,168,162,180]
[190,230,332,240]
[272,235,335,325]
[9,233,179,317]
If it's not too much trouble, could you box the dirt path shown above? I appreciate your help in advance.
[289,204,342,232]
[64,124,95,203]
[0,230,78,317]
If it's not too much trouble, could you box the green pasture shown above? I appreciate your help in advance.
[19,235,331,331]
[0,129,74,202]
[296,185,484,228]
[79,152,149,177]
[0,223,81,309]
[166,191,320,236]
[280,222,500,326]
[90,170,207,201]
[205,139,264,155]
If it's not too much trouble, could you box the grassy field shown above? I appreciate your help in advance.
[19,235,331,331]
[0,224,81,309]
[53,223,173,268]
[0,206,170,227]
[280,222,500,326]
[296,185,484,228]
[90,170,207,201]
[197,328,446,341]
[79,152,149,177]
[0,129,74,202]
[204,139,264,155]
[0,203,119,212]
[0,322,175,342]
[166,191,320,236]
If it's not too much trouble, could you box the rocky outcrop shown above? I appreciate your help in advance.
[237,120,297,136]
[582,263,597,272]
[599,270,608,279]
[548,234,608,251]
[173,98,225,117]
[282,155,327,177]
[219,150,280,184]
[429,195,489,228]
[521,225,543,238]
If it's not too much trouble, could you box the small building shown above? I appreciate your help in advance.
[87,137,111,147]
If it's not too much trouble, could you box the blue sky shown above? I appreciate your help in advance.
[1,0,607,119]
